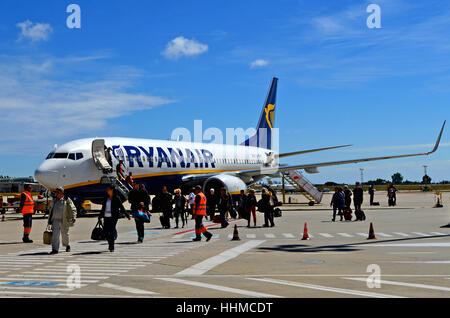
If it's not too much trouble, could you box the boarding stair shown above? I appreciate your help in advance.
[282,170,323,204]
[93,139,130,201]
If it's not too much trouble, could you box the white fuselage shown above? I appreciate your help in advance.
[35,137,274,199]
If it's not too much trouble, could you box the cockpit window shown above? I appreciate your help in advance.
[76,153,84,160]
[53,153,69,159]
[68,153,76,160]
[46,152,55,160]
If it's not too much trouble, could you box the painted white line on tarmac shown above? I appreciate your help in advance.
[9,274,110,279]
[385,260,450,264]
[264,234,275,238]
[0,285,86,291]
[345,277,450,292]
[356,233,368,237]
[248,278,404,298]
[246,234,256,239]
[361,243,450,247]
[31,268,128,273]
[388,252,436,255]
[0,290,61,296]
[283,233,295,238]
[411,232,429,237]
[176,240,265,276]
[393,232,410,237]
[377,233,393,237]
[157,277,281,298]
[430,232,447,236]
[99,283,158,295]
[337,233,354,238]
[0,277,99,283]
[319,233,334,238]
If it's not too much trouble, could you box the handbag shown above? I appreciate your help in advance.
[274,208,282,218]
[135,209,151,223]
[91,220,105,241]
[43,225,52,245]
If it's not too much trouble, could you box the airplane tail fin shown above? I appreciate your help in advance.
[242,77,278,149]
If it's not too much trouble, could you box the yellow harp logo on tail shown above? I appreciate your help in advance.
[264,104,275,130]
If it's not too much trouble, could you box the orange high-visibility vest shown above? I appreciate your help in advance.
[193,192,207,216]
[21,191,34,215]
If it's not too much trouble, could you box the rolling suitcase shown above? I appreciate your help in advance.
[343,208,352,221]
[212,215,221,224]
[355,210,366,221]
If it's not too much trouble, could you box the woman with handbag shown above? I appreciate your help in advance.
[99,185,131,252]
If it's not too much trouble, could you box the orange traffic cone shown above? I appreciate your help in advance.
[302,222,310,240]
[367,222,376,240]
[231,224,241,241]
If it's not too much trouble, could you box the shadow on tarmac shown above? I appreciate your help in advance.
[258,234,450,254]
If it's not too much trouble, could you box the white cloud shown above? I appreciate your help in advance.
[0,55,175,154]
[250,59,269,68]
[162,36,208,60]
[16,20,53,42]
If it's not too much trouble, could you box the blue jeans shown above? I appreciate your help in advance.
[333,206,342,220]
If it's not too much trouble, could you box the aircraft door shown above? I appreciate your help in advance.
[92,139,112,172]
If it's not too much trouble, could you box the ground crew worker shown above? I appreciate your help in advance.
[48,187,77,254]
[20,184,35,243]
[192,185,213,242]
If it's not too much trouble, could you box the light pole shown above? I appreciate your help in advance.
[360,168,365,190]
[423,165,428,176]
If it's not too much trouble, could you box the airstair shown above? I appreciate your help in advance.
[100,176,130,201]
[93,139,130,201]
[283,170,323,204]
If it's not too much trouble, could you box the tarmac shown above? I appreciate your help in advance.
[0,191,449,298]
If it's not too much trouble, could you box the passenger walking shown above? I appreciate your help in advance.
[20,184,35,243]
[217,187,230,228]
[261,188,275,227]
[237,190,248,220]
[206,188,217,220]
[173,189,187,228]
[48,187,77,254]
[128,182,150,243]
[105,146,113,167]
[188,188,195,219]
[116,160,126,182]
[159,186,173,229]
[330,187,344,222]
[125,172,134,190]
[387,184,397,206]
[246,189,257,227]
[369,184,375,205]
[192,185,213,242]
[353,182,364,213]
[343,185,352,209]
[99,185,131,252]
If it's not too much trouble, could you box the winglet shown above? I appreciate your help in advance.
[427,120,446,155]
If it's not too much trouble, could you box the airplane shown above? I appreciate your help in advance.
[34,78,446,211]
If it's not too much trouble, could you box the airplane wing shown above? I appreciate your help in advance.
[277,144,352,158]
[239,121,446,178]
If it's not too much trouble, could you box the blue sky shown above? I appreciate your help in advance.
[0,0,449,183]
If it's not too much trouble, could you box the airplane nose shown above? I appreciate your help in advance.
[34,165,59,189]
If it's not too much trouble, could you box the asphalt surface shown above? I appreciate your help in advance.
[0,191,449,298]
